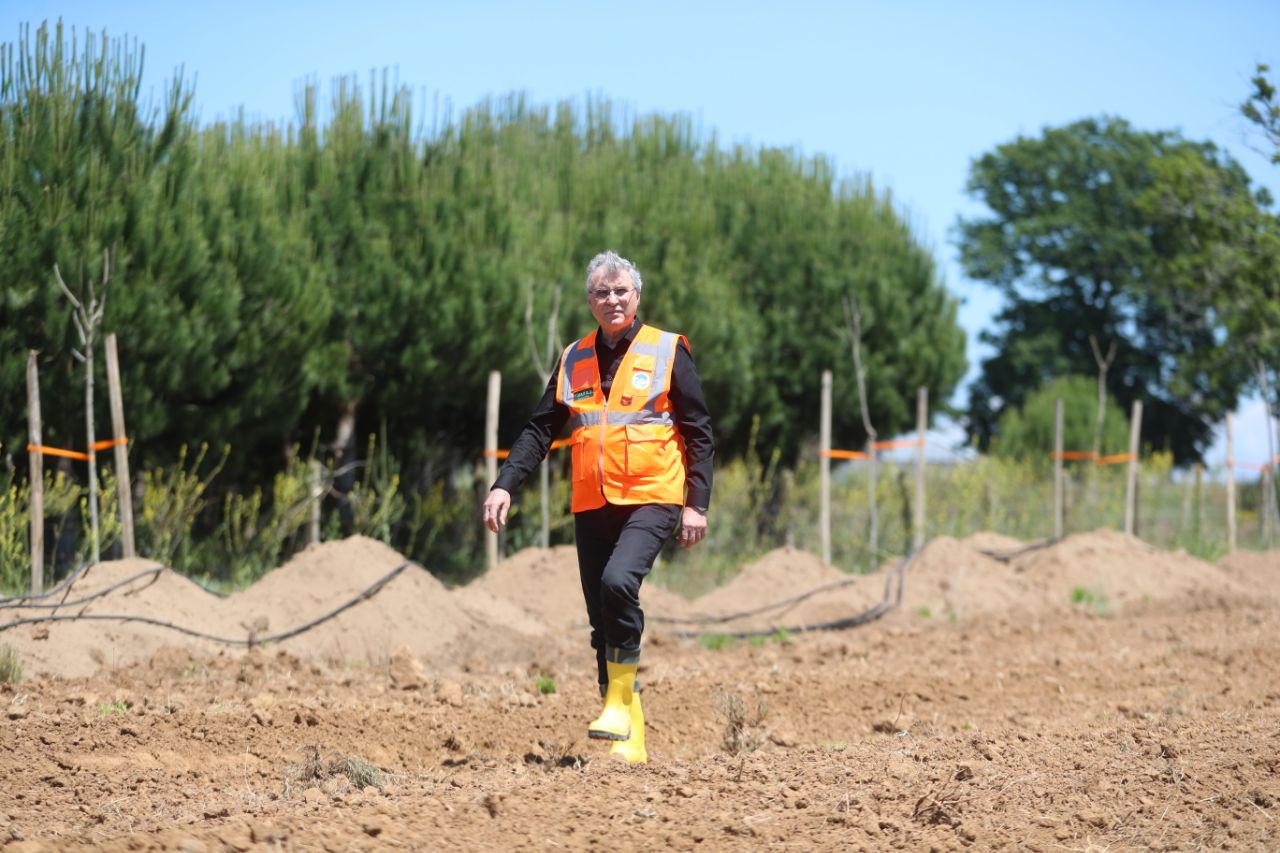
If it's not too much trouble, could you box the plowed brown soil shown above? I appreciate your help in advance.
[2,532,1278,851]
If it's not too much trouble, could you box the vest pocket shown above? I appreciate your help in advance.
[573,433,589,481]
[624,424,670,476]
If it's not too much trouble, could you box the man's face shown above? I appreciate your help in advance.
[588,271,640,336]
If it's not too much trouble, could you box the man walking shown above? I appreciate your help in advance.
[482,250,714,763]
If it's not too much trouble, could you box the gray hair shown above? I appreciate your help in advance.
[585,250,643,294]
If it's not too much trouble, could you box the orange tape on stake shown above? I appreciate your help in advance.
[1051,450,1134,465]
[1096,452,1134,465]
[27,444,91,461]
[27,437,129,461]
[484,437,574,460]
[821,448,871,460]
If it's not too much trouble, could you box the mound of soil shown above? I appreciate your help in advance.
[2,559,237,679]
[898,535,1030,619]
[683,548,881,633]
[6,529,1272,681]
[1009,529,1244,610]
[1218,548,1279,599]
[469,546,583,631]
[469,545,693,630]
[226,537,479,666]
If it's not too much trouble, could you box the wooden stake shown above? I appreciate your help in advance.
[1259,362,1279,548]
[867,438,879,570]
[308,460,322,544]
[26,351,44,595]
[820,370,832,565]
[1124,399,1143,536]
[1265,468,1276,549]
[913,386,927,551]
[485,370,502,569]
[1053,397,1064,540]
[104,333,135,557]
[1226,412,1236,553]
[1192,463,1204,542]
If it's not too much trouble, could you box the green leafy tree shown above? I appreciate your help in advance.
[1,23,970,572]
[0,21,190,459]
[993,376,1129,465]
[957,117,1269,463]
[1241,63,1280,164]
[1137,145,1279,412]
[1236,62,1280,428]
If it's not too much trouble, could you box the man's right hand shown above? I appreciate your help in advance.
[482,488,512,533]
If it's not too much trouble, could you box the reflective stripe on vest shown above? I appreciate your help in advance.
[560,325,686,512]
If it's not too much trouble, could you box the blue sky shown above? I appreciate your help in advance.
[8,1,1279,469]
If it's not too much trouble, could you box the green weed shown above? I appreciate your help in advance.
[1070,585,1112,616]
[699,633,735,652]
[139,443,228,566]
[98,699,128,715]
[0,643,21,683]
[914,606,932,618]
[533,674,557,695]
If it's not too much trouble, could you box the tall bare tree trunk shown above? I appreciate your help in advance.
[1259,362,1279,547]
[55,249,112,565]
[844,295,878,571]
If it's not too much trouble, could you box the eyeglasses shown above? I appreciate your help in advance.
[589,286,635,301]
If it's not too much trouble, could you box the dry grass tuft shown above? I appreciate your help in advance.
[719,691,768,756]
[283,744,384,796]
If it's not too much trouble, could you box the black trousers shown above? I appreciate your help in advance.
[574,502,682,686]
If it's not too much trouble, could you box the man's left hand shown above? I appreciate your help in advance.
[678,506,707,549]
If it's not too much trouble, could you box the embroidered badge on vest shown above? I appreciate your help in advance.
[573,388,593,401]
[631,372,651,391]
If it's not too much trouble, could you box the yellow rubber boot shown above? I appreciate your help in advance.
[609,690,647,764]
[588,661,637,741]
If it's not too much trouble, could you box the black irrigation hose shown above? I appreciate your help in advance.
[977,537,1060,563]
[0,461,369,608]
[0,559,97,603]
[649,572,872,626]
[0,567,168,611]
[0,560,419,647]
[669,545,916,640]
[3,536,929,648]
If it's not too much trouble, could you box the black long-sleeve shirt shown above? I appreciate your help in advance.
[492,318,714,511]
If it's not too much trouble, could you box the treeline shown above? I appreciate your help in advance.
[958,116,1279,463]
[0,22,965,495]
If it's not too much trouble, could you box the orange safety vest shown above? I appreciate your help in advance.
[560,324,687,512]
